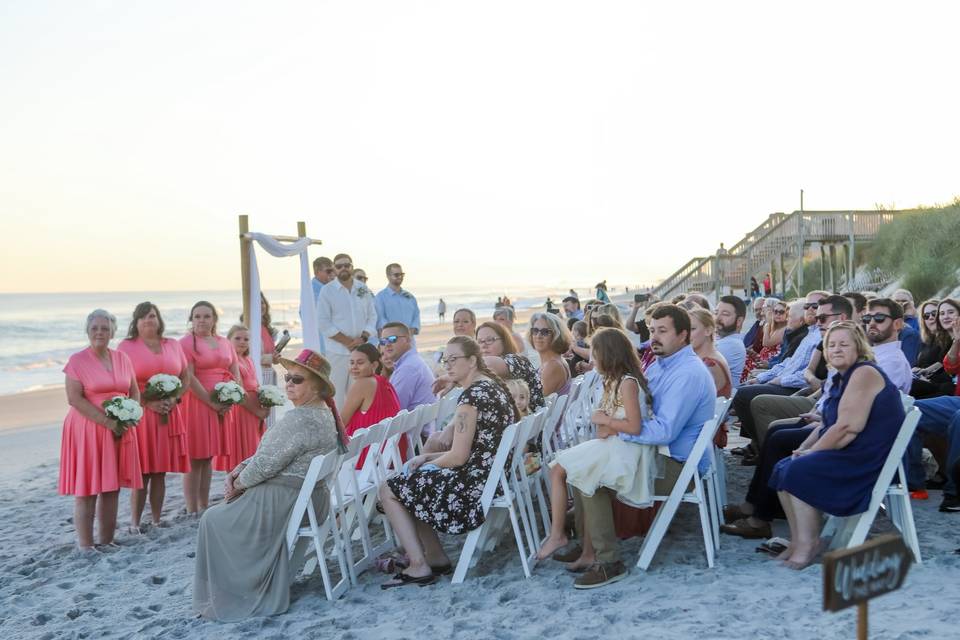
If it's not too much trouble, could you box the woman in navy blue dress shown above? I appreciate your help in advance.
[769,321,905,569]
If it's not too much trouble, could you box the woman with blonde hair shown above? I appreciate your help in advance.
[529,311,573,396]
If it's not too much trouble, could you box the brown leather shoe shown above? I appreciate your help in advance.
[719,517,772,539]
[573,561,627,589]
[723,505,747,522]
[552,544,583,563]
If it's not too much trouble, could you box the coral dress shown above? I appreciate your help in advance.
[58,348,143,496]
[117,338,191,474]
[346,374,401,468]
[214,354,265,472]
[180,334,238,460]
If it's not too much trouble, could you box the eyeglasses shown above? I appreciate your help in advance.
[861,313,892,325]
[334,262,353,269]
[477,336,501,346]
[379,335,404,346]
[803,302,820,310]
[530,327,555,337]
[815,312,842,324]
[389,272,405,278]
[440,354,466,366]
[284,374,306,385]
[922,311,937,320]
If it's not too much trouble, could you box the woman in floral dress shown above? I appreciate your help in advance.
[379,336,520,588]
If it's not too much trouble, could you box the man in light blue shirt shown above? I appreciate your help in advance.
[565,304,716,589]
[311,256,334,354]
[375,263,421,339]
[715,295,747,387]
[379,322,436,435]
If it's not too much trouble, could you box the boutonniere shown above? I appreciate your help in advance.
[401,291,413,300]
[356,286,371,298]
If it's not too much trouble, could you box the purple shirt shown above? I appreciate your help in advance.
[391,348,436,411]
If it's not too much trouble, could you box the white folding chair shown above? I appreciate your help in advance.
[822,407,922,562]
[286,451,351,600]
[709,390,736,527]
[635,399,728,570]
[437,388,463,426]
[507,410,552,559]
[451,422,533,584]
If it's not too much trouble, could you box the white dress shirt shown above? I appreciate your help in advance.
[316,279,378,356]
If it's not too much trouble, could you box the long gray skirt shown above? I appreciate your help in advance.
[193,475,329,621]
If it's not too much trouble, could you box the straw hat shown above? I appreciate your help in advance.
[279,349,335,399]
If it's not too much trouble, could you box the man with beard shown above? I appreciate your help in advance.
[316,253,377,406]
[715,295,747,387]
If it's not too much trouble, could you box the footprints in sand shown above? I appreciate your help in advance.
[145,574,167,586]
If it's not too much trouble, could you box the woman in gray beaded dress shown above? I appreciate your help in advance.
[193,349,344,621]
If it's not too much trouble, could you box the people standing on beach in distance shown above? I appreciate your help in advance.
[437,298,446,323]
[316,253,377,408]
[595,281,610,304]
[194,349,341,620]
[495,297,503,308]
[118,303,190,532]
[502,295,511,308]
[552,305,715,588]
[492,306,531,362]
[213,326,269,474]
[536,328,655,562]
[563,296,584,321]
[545,297,555,312]
[714,295,747,387]
[375,263,421,343]
[342,343,401,466]
[311,257,335,354]
[59,309,142,549]
[750,276,761,299]
[180,301,242,515]
[452,308,477,337]
[378,337,519,588]
[763,272,773,296]
[528,311,572,396]
[379,322,435,434]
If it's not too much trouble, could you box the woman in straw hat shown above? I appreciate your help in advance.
[193,349,344,621]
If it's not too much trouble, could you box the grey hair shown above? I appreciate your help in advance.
[86,308,118,337]
[493,306,515,323]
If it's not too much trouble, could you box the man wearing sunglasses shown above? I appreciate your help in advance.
[375,263,421,344]
[316,253,378,407]
[379,322,435,431]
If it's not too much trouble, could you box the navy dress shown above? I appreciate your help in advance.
[768,361,905,517]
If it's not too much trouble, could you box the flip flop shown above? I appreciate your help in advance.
[380,571,437,590]
[431,563,453,577]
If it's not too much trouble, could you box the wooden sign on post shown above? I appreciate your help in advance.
[822,534,913,639]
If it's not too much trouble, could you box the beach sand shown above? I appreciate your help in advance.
[1,418,958,639]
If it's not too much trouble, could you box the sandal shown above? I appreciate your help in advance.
[380,571,437,590]
[431,563,453,577]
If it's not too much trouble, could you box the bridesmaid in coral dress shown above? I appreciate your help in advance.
[118,302,191,532]
[179,302,241,515]
[341,343,401,467]
[213,325,269,473]
[59,309,142,549]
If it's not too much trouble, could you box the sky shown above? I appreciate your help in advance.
[1,1,958,294]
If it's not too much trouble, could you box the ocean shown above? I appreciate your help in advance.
[0,285,590,396]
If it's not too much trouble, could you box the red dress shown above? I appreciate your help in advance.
[213,354,264,472]
[117,338,190,474]
[179,334,238,460]
[346,375,401,468]
[58,348,143,496]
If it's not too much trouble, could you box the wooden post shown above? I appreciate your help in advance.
[828,244,837,292]
[857,602,868,640]
[239,214,251,328]
[297,221,307,239]
[779,253,786,297]
[796,212,805,291]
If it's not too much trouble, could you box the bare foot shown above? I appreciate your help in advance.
[781,539,825,569]
[565,553,596,573]
[774,543,794,561]
[536,534,569,560]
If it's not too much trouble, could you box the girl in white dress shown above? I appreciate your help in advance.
[536,327,656,561]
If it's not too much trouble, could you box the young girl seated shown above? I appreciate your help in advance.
[536,327,656,564]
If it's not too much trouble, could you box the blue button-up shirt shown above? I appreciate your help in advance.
[716,334,746,389]
[375,287,421,334]
[621,345,716,474]
[391,348,436,411]
[757,324,820,388]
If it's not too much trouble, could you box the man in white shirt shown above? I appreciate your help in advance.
[316,253,377,407]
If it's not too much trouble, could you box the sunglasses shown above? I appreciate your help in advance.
[378,335,403,346]
[284,374,306,385]
[815,312,842,323]
[390,272,405,278]
[530,327,554,337]
[334,262,353,270]
[923,311,937,320]
[356,275,368,282]
[803,302,820,310]
[774,309,786,315]
[861,313,892,325]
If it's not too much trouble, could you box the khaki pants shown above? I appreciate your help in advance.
[574,457,685,564]
[326,352,352,409]
[750,394,815,445]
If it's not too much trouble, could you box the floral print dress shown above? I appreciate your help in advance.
[502,353,545,411]
[387,379,515,534]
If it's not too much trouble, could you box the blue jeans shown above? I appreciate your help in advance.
[905,396,960,495]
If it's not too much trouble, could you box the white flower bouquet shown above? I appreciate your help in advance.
[102,396,144,438]
[143,373,182,424]
[212,381,245,407]
[257,384,286,408]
